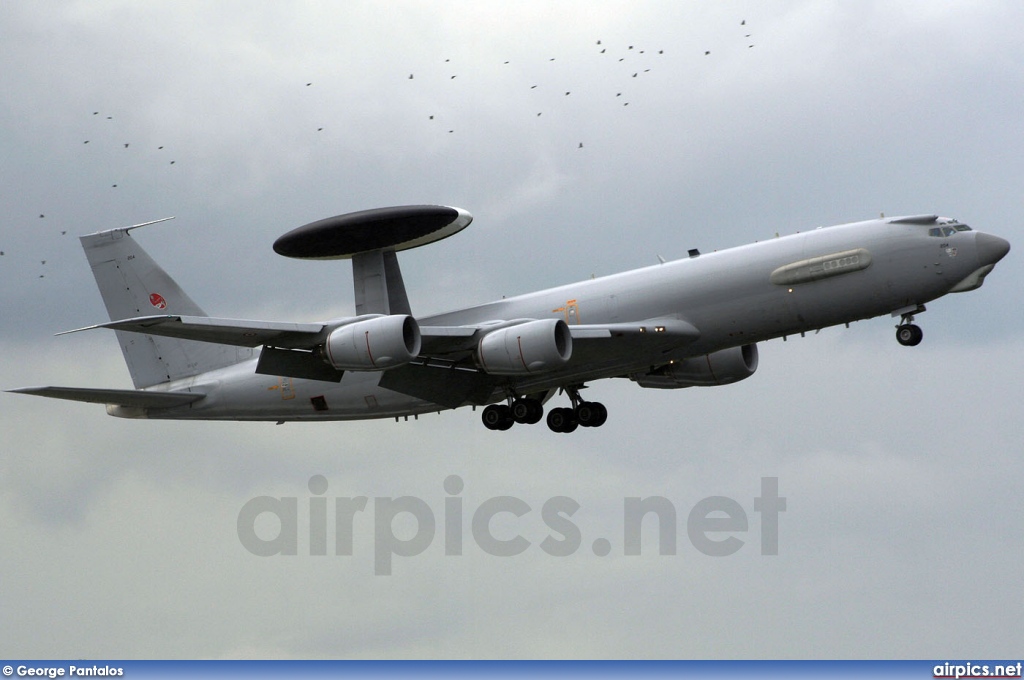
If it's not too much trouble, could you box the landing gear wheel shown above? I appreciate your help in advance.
[546,407,578,433]
[575,401,608,427]
[482,404,514,430]
[896,324,923,346]
[511,398,544,425]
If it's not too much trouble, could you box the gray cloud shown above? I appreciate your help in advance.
[2,0,1022,659]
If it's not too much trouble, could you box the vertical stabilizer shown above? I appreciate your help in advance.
[80,222,244,388]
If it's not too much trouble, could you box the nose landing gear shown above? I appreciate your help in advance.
[895,306,925,346]
[896,323,923,346]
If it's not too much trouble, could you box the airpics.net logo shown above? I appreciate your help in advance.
[236,476,786,575]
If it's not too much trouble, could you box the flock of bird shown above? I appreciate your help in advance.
[8,19,756,282]
[403,19,755,142]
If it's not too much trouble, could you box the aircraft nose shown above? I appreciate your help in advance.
[976,233,1011,266]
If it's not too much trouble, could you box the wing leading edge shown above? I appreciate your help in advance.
[35,313,701,410]
[58,315,328,348]
[379,318,702,407]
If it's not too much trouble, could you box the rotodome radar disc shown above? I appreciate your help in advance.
[273,205,473,260]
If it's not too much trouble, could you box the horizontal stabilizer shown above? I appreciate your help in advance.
[60,315,328,349]
[8,386,204,408]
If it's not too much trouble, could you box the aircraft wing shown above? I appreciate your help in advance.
[7,386,204,408]
[379,318,701,407]
[568,319,700,341]
[417,318,699,357]
[59,315,328,349]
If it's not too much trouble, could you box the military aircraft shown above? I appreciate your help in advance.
[9,205,1010,433]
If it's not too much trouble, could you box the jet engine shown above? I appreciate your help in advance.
[476,319,573,375]
[323,314,421,370]
[631,343,759,389]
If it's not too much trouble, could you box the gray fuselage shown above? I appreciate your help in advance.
[137,216,1000,421]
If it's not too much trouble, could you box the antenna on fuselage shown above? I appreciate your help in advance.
[272,205,473,315]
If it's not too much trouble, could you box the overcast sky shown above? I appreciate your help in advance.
[2,0,1022,660]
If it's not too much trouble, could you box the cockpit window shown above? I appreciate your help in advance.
[953,224,972,232]
[929,227,959,237]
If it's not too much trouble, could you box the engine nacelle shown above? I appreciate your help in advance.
[323,314,421,371]
[631,343,759,389]
[476,319,573,375]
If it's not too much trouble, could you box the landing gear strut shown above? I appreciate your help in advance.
[481,396,543,430]
[480,386,607,433]
[481,403,513,430]
[896,324,923,346]
[895,308,924,347]
[547,385,607,433]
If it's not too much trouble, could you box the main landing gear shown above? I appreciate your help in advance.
[481,385,607,433]
[895,307,925,347]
